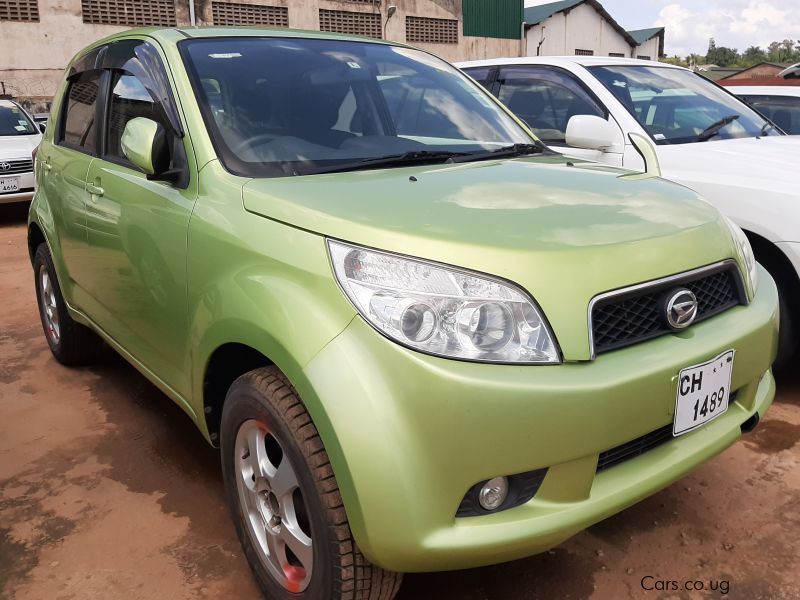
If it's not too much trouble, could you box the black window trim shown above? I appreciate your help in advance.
[56,67,108,157]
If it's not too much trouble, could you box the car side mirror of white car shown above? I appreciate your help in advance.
[565,115,621,152]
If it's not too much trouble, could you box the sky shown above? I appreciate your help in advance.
[524,0,800,57]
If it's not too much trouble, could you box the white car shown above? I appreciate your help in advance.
[0,99,42,204]
[722,85,800,135]
[457,56,800,365]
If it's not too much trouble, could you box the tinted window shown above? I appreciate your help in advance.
[740,94,800,135]
[496,67,605,144]
[181,38,532,178]
[0,104,37,136]
[61,71,102,153]
[462,67,491,87]
[588,66,780,144]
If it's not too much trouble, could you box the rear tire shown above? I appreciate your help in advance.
[33,243,103,366]
[220,366,402,600]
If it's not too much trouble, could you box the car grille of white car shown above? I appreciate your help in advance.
[0,158,34,175]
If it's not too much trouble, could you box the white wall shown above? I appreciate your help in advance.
[634,37,660,60]
[525,2,632,57]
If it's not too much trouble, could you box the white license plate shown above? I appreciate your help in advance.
[673,350,734,436]
[0,177,20,193]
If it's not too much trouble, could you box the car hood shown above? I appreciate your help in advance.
[657,135,800,240]
[0,134,41,160]
[244,156,739,360]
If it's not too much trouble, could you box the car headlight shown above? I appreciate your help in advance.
[724,217,757,296]
[328,240,559,364]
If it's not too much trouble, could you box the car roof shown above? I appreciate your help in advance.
[456,56,682,71]
[87,26,402,48]
[725,86,800,97]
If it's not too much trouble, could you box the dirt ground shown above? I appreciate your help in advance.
[1,202,799,600]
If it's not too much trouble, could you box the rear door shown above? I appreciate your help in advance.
[39,68,104,295]
[81,39,197,397]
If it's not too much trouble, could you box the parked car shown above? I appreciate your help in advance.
[720,83,800,134]
[30,30,777,600]
[0,99,42,204]
[458,56,800,366]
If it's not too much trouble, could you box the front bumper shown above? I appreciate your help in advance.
[0,188,34,204]
[302,265,778,572]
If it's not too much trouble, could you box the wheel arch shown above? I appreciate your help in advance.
[743,229,800,302]
[27,221,46,264]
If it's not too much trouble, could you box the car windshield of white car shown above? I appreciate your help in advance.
[588,65,781,145]
[0,105,37,136]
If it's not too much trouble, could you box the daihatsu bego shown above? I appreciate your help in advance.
[28,29,777,600]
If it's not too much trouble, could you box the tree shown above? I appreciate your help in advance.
[742,45,767,66]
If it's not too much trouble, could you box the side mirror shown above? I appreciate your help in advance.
[121,117,171,178]
[38,122,46,133]
[565,115,622,151]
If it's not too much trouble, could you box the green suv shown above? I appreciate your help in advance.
[29,28,777,600]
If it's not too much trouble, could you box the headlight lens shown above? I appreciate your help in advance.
[724,217,757,296]
[328,240,559,364]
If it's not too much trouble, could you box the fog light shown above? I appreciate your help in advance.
[478,477,508,511]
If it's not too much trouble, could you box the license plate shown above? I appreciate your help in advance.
[0,177,20,193]
[673,350,734,436]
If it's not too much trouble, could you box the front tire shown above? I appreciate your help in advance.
[33,243,103,366]
[220,366,402,600]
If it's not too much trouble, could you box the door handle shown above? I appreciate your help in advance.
[85,182,104,197]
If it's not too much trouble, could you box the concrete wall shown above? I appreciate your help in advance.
[634,37,660,61]
[525,2,630,57]
[0,0,521,109]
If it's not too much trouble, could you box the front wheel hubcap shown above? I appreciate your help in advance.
[235,419,313,593]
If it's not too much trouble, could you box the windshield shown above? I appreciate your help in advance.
[180,38,533,177]
[587,65,781,145]
[0,104,37,136]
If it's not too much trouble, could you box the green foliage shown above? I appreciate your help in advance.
[668,38,800,69]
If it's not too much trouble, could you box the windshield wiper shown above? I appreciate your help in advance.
[301,150,470,175]
[446,142,546,163]
[695,115,740,142]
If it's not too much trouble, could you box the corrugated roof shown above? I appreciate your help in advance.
[523,0,583,25]
[627,27,664,45]
[523,0,638,46]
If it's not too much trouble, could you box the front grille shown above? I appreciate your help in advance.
[590,263,745,355]
[596,392,738,473]
[0,158,33,175]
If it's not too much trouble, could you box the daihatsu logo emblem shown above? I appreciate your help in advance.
[0,162,10,171]
[665,288,698,330]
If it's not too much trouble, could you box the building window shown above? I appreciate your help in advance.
[0,0,39,22]
[319,9,381,38]
[81,0,176,26]
[406,16,458,44]
[575,49,594,56]
[609,53,625,57]
[637,55,651,60]
[212,2,288,26]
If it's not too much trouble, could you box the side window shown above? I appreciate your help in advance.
[740,95,800,135]
[106,73,171,162]
[462,67,492,88]
[496,67,605,145]
[60,71,103,154]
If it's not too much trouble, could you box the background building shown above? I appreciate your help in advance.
[523,0,664,60]
[0,0,524,110]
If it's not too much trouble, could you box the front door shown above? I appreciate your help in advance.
[81,40,197,397]
[493,65,624,166]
